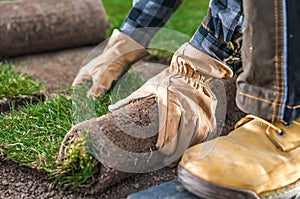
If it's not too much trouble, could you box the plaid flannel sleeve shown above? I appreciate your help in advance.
[120,0,182,46]
[121,0,244,72]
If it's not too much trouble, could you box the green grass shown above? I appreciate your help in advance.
[102,0,209,38]
[0,95,73,172]
[0,94,108,188]
[165,0,209,38]
[101,0,132,36]
[0,63,43,98]
[0,67,145,188]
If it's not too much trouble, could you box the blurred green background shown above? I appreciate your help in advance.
[102,0,209,37]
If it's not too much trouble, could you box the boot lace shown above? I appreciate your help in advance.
[237,115,286,137]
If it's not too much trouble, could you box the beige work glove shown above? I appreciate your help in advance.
[73,29,149,97]
[109,42,233,165]
[132,0,139,6]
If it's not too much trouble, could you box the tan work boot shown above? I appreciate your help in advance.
[178,115,300,199]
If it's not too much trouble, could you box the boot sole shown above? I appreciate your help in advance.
[178,165,300,199]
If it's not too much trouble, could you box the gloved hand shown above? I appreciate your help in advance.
[73,29,149,97]
[109,42,233,165]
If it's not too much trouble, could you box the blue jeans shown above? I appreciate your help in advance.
[237,0,300,122]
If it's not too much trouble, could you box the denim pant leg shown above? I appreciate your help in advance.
[237,0,300,122]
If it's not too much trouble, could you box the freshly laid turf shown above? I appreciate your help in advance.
[0,67,145,188]
[0,62,109,188]
[0,94,106,188]
[0,95,73,171]
[0,63,43,99]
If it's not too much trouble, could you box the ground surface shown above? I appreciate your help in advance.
[0,46,244,199]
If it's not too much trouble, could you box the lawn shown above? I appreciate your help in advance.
[0,86,111,188]
[0,66,145,188]
[0,0,210,189]
[0,63,43,99]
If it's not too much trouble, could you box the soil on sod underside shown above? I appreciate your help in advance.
[0,46,245,199]
[61,97,159,194]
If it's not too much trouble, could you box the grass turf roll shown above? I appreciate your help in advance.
[0,0,109,57]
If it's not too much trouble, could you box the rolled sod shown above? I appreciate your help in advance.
[58,97,160,193]
[0,0,109,57]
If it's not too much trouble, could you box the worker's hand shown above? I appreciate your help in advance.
[109,42,233,165]
[73,29,148,97]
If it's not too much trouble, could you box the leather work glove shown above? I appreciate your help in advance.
[73,29,149,97]
[109,42,233,165]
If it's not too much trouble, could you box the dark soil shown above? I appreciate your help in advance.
[0,91,46,113]
[0,46,245,199]
[0,159,177,199]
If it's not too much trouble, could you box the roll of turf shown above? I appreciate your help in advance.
[0,0,109,57]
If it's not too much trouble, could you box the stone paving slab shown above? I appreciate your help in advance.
[127,180,202,199]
